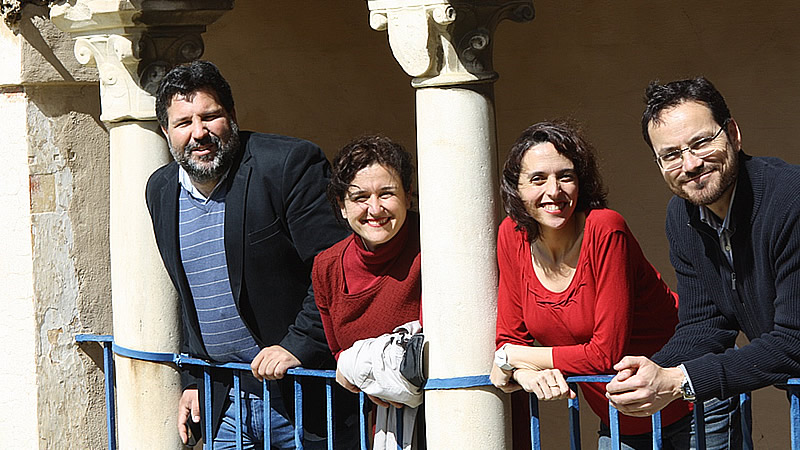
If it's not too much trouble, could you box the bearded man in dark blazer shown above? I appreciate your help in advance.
[146,60,355,448]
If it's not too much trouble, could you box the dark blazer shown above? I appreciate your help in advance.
[145,131,353,438]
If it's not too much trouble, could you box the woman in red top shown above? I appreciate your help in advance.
[312,135,422,448]
[490,122,690,449]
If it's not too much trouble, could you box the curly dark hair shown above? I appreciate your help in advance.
[327,135,414,221]
[502,121,607,242]
[641,77,731,149]
[155,60,235,129]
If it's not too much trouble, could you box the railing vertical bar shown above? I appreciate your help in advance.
[608,403,620,450]
[791,387,800,449]
[693,400,706,450]
[529,393,541,450]
[396,407,404,450]
[359,392,370,450]
[294,376,304,449]
[568,382,581,450]
[263,380,270,450]
[740,392,753,450]
[204,368,212,450]
[102,341,117,450]
[326,378,335,450]
[651,411,662,450]
[233,371,243,450]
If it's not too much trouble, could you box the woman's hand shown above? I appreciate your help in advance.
[335,368,361,394]
[491,364,522,393]
[367,395,405,409]
[513,368,576,401]
[336,368,405,408]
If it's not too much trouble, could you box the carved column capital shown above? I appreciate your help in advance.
[50,0,232,122]
[368,0,534,88]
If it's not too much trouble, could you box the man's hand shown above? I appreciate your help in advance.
[513,368,575,401]
[177,388,200,445]
[250,345,301,381]
[605,356,685,417]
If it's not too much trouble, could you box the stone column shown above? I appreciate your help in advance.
[367,2,533,448]
[50,2,232,447]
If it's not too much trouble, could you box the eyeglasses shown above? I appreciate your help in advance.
[654,119,730,171]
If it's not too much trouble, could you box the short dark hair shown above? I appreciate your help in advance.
[641,77,731,149]
[155,60,235,129]
[327,135,414,216]
[502,121,607,242]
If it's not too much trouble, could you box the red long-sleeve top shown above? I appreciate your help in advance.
[313,212,421,358]
[496,209,689,435]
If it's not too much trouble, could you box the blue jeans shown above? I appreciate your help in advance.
[598,413,691,450]
[214,386,327,450]
[690,396,744,450]
[598,396,744,450]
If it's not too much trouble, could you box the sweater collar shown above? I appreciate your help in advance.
[350,210,412,270]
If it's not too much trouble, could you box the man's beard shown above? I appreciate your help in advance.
[670,150,738,206]
[170,121,240,184]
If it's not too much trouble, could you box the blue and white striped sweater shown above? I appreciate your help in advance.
[179,186,259,363]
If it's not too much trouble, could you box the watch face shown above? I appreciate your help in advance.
[681,379,696,401]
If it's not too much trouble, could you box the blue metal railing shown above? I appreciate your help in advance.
[527,375,800,450]
[76,334,800,449]
[76,334,375,450]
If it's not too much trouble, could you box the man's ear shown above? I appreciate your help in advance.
[160,127,172,149]
[727,117,742,151]
[339,201,347,219]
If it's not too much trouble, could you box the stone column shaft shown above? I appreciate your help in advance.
[368,1,534,448]
[417,85,507,448]
[108,120,181,447]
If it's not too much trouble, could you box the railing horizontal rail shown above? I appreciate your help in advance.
[76,334,800,449]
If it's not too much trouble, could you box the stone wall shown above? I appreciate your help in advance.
[0,4,111,448]
[27,83,110,449]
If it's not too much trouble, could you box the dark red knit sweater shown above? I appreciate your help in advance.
[313,212,422,358]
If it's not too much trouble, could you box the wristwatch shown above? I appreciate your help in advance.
[679,365,696,402]
[494,344,514,371]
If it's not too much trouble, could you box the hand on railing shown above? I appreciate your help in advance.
[250,345,301,381]
[367,394,406,409]
[336,368,406,409]
[513,368,576,401]
[490,364,522,393]
[605,356,685,417]
[336,367,361,393]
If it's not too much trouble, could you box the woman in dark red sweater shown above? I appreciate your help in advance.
[490,122,690,449]
[312,135,422,447]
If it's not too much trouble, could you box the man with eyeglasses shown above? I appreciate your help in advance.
[606,77,800,448]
